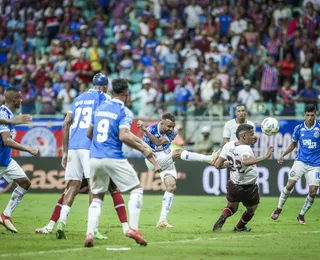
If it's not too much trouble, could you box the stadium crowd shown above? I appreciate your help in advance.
[0,0,319,118]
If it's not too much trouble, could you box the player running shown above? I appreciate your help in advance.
[271,104,320,224]
[213,124,274,232]
[0,87,40,233]
[137,114,218,228]
[84,78,161,247]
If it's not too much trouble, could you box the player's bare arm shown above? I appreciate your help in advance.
[215,157,229,169]
[242,146,274,167]
[86,125,93,141]
[0,114,32,125]
[223,138,230,144]
[1,131,40,156]
[278,142,297,164]
[61,112,72,168]
[137,120,168,146]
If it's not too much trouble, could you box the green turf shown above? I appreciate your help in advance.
[0,194,320,260]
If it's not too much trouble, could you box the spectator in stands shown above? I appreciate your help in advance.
[184,0,203,35]
[175,78,193,116]
[57,80,77,115]
[118,45,134,80]
[230,12,248,51]
[298,79,319,108]
[164,69,180,92]
[72,49,93,85]
[88,38,104,74]
[263,28,282,61]
[157,83,175,116]
[20,82,36,114]
[237,79,261,112]
[0,85,5,105]
[277,52,296,84]
[278,77,297,116]
[31,60,50,91]
[39,78,56,115]
[303,1,319,40]
[313,55,320,87]
[53,52,67,75]
[193,126,214,155]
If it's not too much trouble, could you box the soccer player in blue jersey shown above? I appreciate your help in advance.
[84,78,160,247]
[271,104,320,224]
[137,115,218,228]
[0,87,40,233]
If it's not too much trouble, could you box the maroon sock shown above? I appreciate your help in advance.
[236,211,254,229]
[112,191,128,223]
[222,207,234,218]
[50,194,65,222]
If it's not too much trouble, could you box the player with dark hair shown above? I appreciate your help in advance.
[0,87,40,233]
[213,124,274,232]
[271,104,320,224]
[138,113,219,228]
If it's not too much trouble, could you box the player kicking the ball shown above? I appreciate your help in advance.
[84,78,161,247]
[137,114,218,228]
[213,124,274,232]
[0,88,40,233]
[271,104,320,224]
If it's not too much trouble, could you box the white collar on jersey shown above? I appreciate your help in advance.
[157,122,161,136]
[112,98,124,105]
[304,120,316,130]
[1,105,13,115]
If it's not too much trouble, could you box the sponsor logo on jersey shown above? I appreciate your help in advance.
[21,127,57,156]
[290,171,296,177]
[314,132,320,138]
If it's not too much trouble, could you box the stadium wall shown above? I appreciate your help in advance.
[0,158,311,197]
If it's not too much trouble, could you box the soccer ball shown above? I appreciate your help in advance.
[261,117,280,136]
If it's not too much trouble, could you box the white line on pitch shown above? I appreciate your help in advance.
[0,230,319,258]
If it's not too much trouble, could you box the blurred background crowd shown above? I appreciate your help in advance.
[0,0,319,118]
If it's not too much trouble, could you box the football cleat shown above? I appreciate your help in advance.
[94,231,108,240]
[297,214,306,225]
[126,228,147,246]
[0,213,18,233]
[84,233,94,248]
[212,215,227,232]
[56,221,66,239]
[209,148,222,165]
[271,208,282,220]
[156,220,174,228]
[233,226,251,232]
[35,225,53,234]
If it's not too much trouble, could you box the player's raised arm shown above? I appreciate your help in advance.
[0,114,32,125]
[137,120,169,146]
[0,131,39,156]
[61,112,73,168]
[242,146,274,167]
[278,142,297,164]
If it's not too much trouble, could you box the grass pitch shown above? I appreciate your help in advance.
[0,194,320,260]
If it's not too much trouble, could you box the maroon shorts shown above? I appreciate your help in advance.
[226,180,260,207]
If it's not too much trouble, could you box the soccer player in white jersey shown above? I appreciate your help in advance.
[0,88,40,233]
[271,104,320,224]
[137,114,218,228]
[85,78,161,247]
[223,104,255,143]
[213,124,274,232]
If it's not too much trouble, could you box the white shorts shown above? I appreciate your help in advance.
[89,158,140,194]
[145,149,177,181]
[289,161,320,186]
[65,149,90,181]
[0,159,27,183]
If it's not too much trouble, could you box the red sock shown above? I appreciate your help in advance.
[111,191,127,223]
[236,211,254,229]
[50,194,65,222]
[222,207,234,218]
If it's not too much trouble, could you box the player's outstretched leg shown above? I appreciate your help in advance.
[109,180,129,234]
[213,203,238,232]
[1,178,30,233]
[177,149,219,165]
[126,187,147,246]
[297,185,318,225]
[233,205,257,232]
[35,193,65,234]
[56,180,81,239]
[271,181,295,220]
[85,198,103,247]
[157,176,175,228]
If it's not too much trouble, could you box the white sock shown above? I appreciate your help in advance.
[159,191,174,222]
[180,150,212,163]
[59,205,71,224]
[277,187,291,209]
[300,195,315,215]
[128,188,143,230]
[3,186,27,217]
[87,198,102,236]
[94,218,100,233]
[47,220,56,230]
[122,222,129,234]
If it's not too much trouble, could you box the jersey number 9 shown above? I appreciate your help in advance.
[97,119,110,143]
